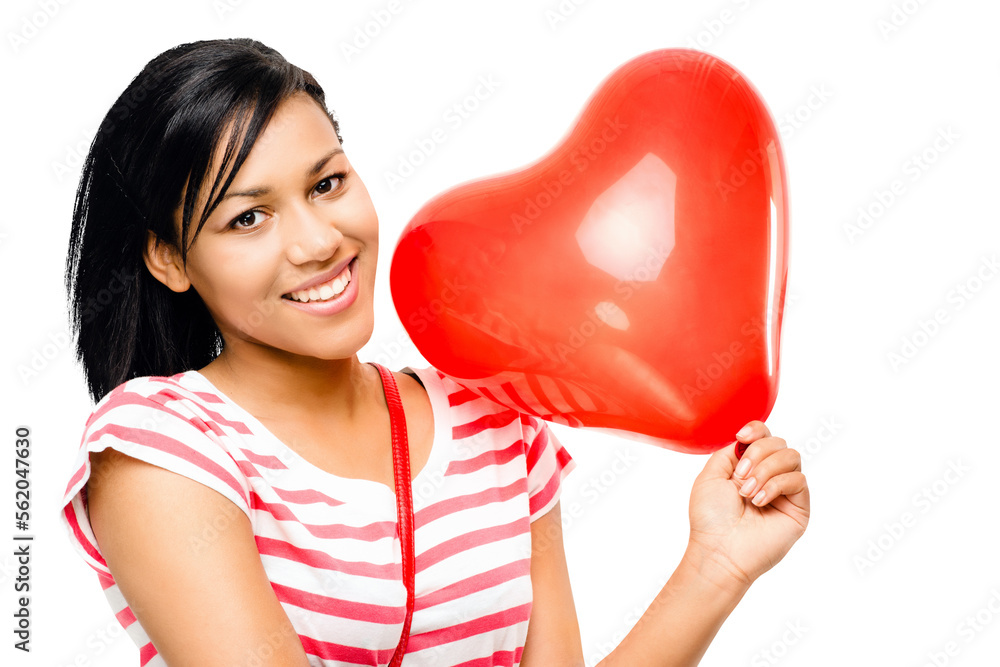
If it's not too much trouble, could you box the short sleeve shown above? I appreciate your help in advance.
[60,379,253,576]
[521,413,576,523]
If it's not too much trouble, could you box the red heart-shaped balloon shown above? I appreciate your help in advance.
[390,48,788,455]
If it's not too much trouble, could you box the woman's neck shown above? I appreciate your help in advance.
[196,347,382,426]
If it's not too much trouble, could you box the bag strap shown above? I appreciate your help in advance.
[369,362,415,666]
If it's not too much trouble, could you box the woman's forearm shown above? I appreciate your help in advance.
[596,545,751,667]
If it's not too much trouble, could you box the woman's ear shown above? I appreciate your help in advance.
[143,231,191,293]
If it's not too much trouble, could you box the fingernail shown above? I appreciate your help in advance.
[739,477,756,497]
[752,489,767,506]
[736,425,752,439]
[734,457,751,478]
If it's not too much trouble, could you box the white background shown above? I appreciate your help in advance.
[2,0,999,665]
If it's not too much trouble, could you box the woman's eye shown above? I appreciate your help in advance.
[230,209,266,230]
[315,172,347,195]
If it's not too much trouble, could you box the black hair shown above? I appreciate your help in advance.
[65,38,342,403]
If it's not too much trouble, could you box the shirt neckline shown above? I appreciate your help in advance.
[184,364,450,503]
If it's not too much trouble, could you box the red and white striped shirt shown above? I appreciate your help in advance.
[60,364,576,666]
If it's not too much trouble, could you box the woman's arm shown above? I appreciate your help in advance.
[521,501,585,666]
[519,502,745,667]
[595,545,749,666]
[87,448,311,666]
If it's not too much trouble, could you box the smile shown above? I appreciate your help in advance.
[281,257,360,316]
[283,259,354,303]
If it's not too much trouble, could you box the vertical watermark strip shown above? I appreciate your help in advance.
[13,425,33,652]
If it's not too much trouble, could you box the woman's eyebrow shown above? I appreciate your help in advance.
[221,147,346,201]
[307,147,346,178]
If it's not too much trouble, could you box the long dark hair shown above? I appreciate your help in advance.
[65,38,342,402]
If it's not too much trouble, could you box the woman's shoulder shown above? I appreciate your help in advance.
[402,363,550,443]
[81,370,225,438]
[63,371,255,578]
[398,364,503,419]
[401,364,576,521]
[72,369,254,515]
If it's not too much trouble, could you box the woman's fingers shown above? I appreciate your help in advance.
[732,447,801,505]
[750,471,810,513]
[736,419,772,442]
[734,420,772,460]
[733,433,788,480]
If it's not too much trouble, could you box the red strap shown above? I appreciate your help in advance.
[369,362,414,666]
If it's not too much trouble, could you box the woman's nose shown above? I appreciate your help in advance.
[285,205,344,265]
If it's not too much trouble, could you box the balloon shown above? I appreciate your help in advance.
[389,48,788,455]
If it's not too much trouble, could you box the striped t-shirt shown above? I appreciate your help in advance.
[60,364,576,666]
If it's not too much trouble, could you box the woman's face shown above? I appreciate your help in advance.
[167,92,379,363]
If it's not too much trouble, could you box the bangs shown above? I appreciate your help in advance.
[174,86,294,262]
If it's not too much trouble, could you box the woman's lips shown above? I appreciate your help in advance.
[282,253,357,296]
[281,257,360,316]
[284,259,353,302]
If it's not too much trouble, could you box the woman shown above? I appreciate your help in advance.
[61,38,809,666]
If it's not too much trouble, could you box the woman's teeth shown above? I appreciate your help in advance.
[285,262,352,303]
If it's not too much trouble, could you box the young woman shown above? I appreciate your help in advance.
[61,38,810,666]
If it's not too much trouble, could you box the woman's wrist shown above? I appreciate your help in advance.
[681,537,756,597]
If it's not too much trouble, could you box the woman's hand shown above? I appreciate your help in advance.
[685,420,810,591]
[593,421,809,667]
